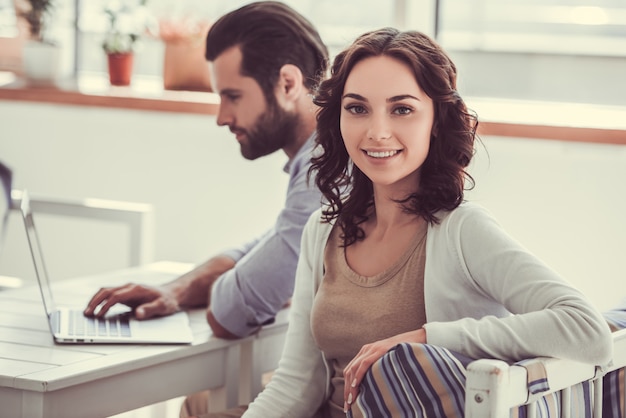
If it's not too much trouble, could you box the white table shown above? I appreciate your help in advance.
[0,261,289,418]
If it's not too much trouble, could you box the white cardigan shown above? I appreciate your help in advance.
[243,203,612,418]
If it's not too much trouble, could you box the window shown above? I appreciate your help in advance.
[438,0,626,56]
[1,0,624,105]
[436,0,626,105]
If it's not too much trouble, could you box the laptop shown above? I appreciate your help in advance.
[20,189,194,344]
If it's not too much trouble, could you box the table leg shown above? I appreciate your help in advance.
[208,343,241,412]
[21,391,45,418]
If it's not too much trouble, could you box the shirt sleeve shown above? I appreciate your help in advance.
[210,147,322,337]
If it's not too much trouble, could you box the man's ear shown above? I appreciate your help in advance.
[276,64,304,103]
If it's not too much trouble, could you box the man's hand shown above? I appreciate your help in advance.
[83,284,180,319]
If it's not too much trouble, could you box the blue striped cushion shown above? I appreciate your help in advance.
[350,342,623,418]
[349,343,469,418]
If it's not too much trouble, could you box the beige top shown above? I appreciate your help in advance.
[311,222,428,417]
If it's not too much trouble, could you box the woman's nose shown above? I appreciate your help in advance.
[366,115,392,141]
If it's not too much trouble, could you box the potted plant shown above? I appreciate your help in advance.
[14,0,61,84]
[103,31,138,86]
[102,0,153,86]
[158,16,212,92]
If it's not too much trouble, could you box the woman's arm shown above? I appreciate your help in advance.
[425,204,613,365]
[243,212,330,417]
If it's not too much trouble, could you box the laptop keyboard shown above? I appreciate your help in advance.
[57,310,132,338]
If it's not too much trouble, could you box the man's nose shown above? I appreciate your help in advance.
[216,104,233,127]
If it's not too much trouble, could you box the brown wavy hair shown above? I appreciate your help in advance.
[311,27,478,246]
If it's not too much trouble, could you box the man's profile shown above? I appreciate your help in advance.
[84,1,328,342]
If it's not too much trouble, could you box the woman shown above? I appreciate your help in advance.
[238,27,612,418]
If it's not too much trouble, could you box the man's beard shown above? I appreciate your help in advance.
[239,99,301,160]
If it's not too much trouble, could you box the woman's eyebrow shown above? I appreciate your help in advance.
[342,93,367,101]
[388,94,420,102]
[341,93,421,102]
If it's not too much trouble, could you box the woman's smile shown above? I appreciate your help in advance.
[364,149,402,159]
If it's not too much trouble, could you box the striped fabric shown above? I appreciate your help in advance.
[510,381,595,418]
[350,309,626,418]
[349,343,470,418]
[516,358,551,395]
[603,367,625,418]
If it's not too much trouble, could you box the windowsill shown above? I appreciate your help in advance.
[469,97,626,145]
[0,71,220,115]
[1,71,625,145]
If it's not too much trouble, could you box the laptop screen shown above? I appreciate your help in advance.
[0,161,11,255]
[20,190,57,318]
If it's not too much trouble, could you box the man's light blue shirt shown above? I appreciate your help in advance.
[210,135,322,337]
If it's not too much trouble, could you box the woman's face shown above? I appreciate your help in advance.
[340,55,434,194]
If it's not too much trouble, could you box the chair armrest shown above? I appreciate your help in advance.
[465,356,601,417]
[466,329,626,417]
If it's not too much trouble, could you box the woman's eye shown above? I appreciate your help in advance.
[345,104,367,115]
[394,106,412,115]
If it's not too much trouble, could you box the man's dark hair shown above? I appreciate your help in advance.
[205,1,329,100]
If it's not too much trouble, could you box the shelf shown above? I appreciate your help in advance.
[1,71,625,145]
[0,71,219,115]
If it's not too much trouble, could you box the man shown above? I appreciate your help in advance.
[84,1,328,343]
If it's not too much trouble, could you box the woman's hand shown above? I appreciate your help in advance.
[343,328,427,413]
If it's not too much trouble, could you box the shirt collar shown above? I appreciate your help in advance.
[283,132,316,173]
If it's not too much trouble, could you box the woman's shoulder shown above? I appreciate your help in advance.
[434,201,495,229]
[303,207,335,241]
[427,202,507,250]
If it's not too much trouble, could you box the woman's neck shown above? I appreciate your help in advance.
[365,191,421,238]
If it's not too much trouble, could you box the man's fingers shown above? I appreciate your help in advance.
[84,285,136,317]
[135,300,164,319]
[84,283,174,319]
[91,287,134,317]
[135,297,178,319]
[84,287,115,315]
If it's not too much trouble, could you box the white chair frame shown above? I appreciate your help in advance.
[7,189,154,273]
[465,328,626,418]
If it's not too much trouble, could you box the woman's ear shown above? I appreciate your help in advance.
[432,121,439,138]
[276,64,304,105]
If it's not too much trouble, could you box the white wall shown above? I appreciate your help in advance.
[0,100,288,282]
[1,99,625,312]
[466,136,626,311]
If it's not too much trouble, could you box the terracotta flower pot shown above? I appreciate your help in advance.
[107,53,134,86]
[163,40,212,92]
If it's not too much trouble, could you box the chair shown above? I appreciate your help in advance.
[351,316,626,418]
[465,328,626,417]
[0,189,155,290]
[9,189,155,268]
